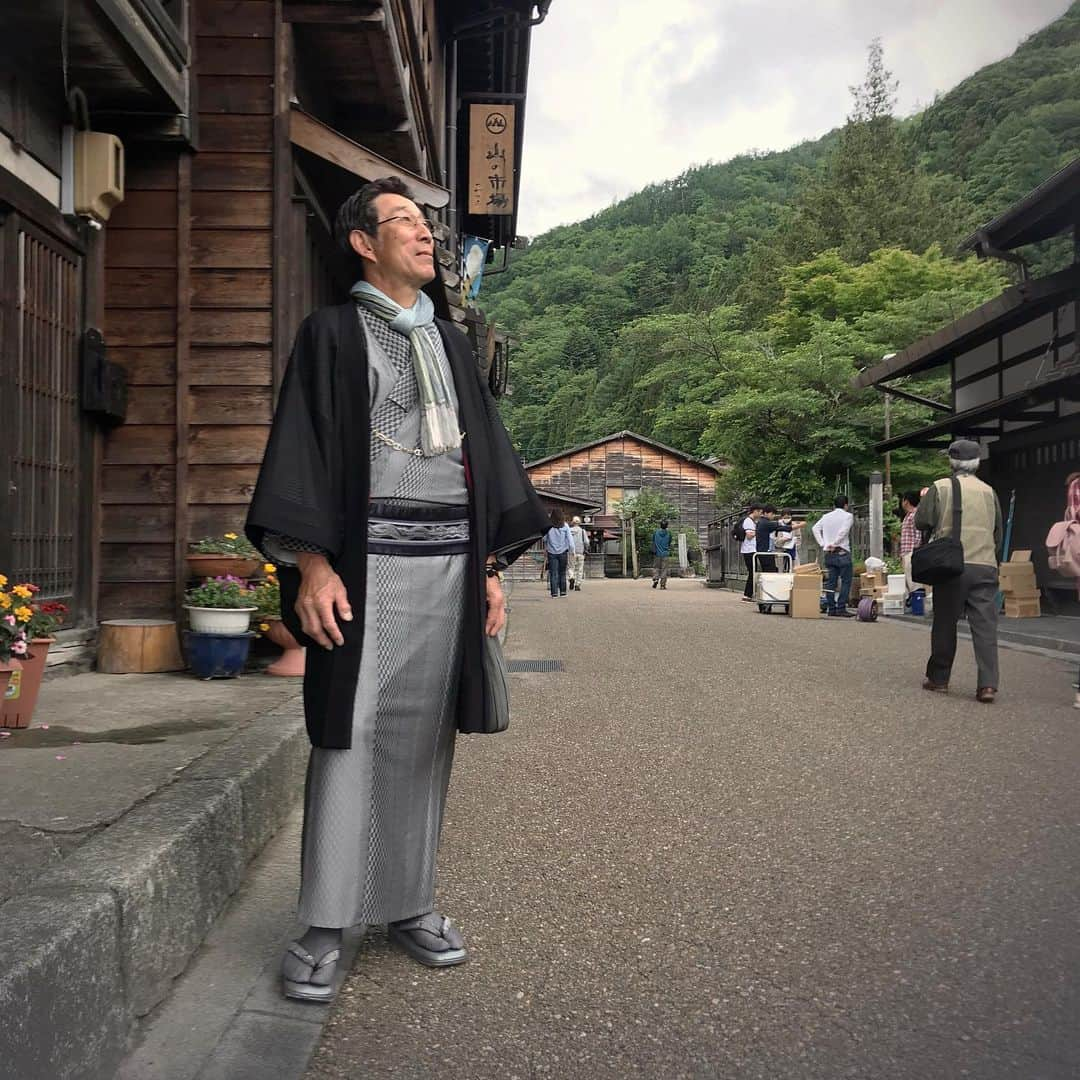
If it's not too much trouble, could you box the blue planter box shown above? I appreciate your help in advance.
[184,631,254,679]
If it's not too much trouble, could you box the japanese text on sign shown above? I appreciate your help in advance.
[468,104,515,216]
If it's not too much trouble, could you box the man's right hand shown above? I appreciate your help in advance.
[295,553,352,649]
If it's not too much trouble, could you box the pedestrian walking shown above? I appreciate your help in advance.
[651,519,672,589]
[738,503,763,602]
[544,509,574,597]
[915,439,1003,703]
[568,515,588,591]
[245,177,548,1002]
[813,495,855,617]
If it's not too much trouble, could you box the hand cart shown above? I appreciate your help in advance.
[753,551,793,613]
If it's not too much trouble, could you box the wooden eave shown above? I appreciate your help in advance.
[960,155,1080,254]
[287,0,435,177]
[289,106,449,209]
[852,264,1080,389]
[526,430,724,474]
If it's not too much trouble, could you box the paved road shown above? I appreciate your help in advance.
[305,579,1078,1080]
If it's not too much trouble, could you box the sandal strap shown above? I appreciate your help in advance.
[285,942,316,969]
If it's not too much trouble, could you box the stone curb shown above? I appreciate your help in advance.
[0,695,307,1080]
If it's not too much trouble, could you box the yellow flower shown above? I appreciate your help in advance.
[0,594,11,610]
[12,585,32,599]
[224,532,238,540]
[263,563,277,575]
[259,623,270,632]
[14,606,32,622]
[0,574,7,587]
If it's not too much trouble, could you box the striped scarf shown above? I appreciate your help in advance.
[350,281,462,457]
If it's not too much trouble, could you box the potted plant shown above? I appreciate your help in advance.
[0,575,31,714]
[186,532,262,580]
[183,575,259,635]
[252,565,306,677]
[2,585,67,729]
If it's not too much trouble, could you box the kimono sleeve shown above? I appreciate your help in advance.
[245,316,343,561]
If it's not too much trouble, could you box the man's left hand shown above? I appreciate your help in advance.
[484,573,506,637]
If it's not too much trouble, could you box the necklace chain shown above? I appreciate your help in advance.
[372,427,466,458]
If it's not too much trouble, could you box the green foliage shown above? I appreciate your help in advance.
[484,6,1080,498]
[190,533,259,558]
[184,576,258,610]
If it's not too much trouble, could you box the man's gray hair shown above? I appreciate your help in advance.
[950,456,980,475]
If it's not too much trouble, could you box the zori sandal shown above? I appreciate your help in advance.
[389,912,467,968]
[281,940,341,1002]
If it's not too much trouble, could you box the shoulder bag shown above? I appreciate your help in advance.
[911,476,965,585]
[481,631,510,733]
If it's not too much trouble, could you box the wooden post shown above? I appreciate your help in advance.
[621,518,628,578]
[629,515,639,579]
[98,619,184,673]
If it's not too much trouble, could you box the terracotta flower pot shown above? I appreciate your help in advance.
[0,658,24,728]
[186,554,262,581]
[1,638,52,729]
[263,617,306,677]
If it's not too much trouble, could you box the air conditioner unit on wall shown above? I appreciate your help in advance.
[73,131,124,223]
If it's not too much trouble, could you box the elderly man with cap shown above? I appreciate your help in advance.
[914,439,1003,703]
[567,515,588,591]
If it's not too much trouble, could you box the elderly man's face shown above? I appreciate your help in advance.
[353,193,435,289]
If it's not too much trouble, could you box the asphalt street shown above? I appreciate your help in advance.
[304,578,1078,1080]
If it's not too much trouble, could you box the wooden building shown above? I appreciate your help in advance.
[526,431,722,551]
[854,156,1080,611]
[0,0,552,654]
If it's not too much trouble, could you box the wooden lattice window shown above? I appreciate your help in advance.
[4,219,82,603]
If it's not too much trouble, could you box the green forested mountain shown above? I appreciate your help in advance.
[484,3,1080,506]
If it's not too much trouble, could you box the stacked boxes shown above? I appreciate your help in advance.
[790,562,823,618]
[858,570,890,601]
[999,551,1040,618]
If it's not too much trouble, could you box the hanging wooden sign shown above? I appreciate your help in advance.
[468,104,515,216]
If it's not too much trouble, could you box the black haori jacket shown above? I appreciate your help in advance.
[245,303,548,749]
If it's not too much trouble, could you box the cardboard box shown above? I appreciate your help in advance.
[791,572,823,591]
[794,562,821,574]
[1003,597,1041,619]
[789,587,822,618]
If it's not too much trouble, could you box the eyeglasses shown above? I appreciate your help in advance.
[375,213,434,233]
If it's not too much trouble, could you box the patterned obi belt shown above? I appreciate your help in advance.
[367,501,471,557]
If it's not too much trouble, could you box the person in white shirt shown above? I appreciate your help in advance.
[739,503,763,602]
[811,495,855,617]
[567,516,588,591]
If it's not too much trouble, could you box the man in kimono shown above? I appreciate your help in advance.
[246,177,547,1002]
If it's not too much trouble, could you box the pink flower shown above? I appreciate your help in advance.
[3,615,14,626]
[12,640,27,655]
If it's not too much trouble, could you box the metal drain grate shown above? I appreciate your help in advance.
[506,659,565,673]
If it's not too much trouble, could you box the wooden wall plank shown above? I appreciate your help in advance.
[106,229,178,268]
[101,543,176,580]
[103,426,176,465]
[105,308,176,346]
[188,505,250,541]
[125,386,176,424]
[191,230,272,268]
[192,152,273,190]
[99,583,176,619]
[192,269,272,308]
[192,192,273,229]
[106,269,177,308]
[195,0,275,37]
[199,115,274,153]
[189,425,270,463]
[188,464,260,502]
[197,37,274,76]
[121,155,179,191]
[101,465,177,503]
[189,387,274,424]
[189,347,272,384]
[110,347,176,384]
[112,190,178,225]
[102,504,175,542]
[199,75,275,114]
[190,309,272,346]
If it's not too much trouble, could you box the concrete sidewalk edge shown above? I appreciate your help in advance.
[0,696,308,1080]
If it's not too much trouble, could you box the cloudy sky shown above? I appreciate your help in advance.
[515,0,1071,237]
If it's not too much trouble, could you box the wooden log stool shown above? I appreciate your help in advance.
[98,619,184,674]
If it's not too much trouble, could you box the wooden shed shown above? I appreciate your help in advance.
[0,0,553,660]
[526,431,722,550]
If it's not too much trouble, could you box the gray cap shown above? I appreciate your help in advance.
[947,438,981,461]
